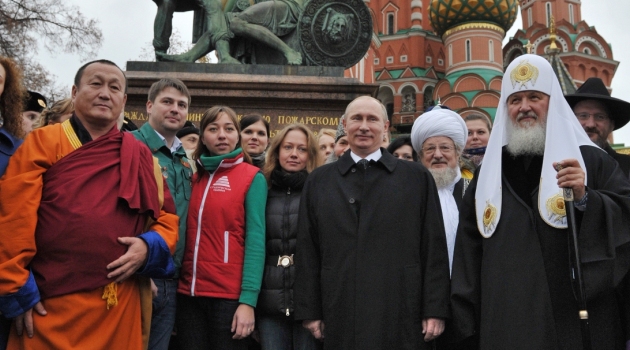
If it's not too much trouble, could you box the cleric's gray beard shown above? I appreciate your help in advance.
[429,166,459,189]
[506,119,546,156]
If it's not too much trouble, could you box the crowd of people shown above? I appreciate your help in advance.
[1,53,630,350]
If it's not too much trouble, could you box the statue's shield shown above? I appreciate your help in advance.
[298,0,373,68]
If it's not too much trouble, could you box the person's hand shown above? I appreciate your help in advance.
[231,304,255,339]
[553,159,586,201]
[107,237,148,283]
[303,319,325,340]
[150,279,158,298]
[422,318,445,342]
[14,302,47,338]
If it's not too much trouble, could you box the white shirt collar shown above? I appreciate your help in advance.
[153,129,182,154]
[350,149,382,163]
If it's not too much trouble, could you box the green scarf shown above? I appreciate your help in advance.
[199,148,243,172]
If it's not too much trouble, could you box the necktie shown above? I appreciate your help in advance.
[357,159,369,169]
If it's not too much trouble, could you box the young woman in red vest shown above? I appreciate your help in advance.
[177,106,267,350]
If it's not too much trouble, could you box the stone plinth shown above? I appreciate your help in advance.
[124,62,378,137]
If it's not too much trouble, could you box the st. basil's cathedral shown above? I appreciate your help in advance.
[345,0,618,135]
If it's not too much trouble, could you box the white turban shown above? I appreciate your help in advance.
[475,54,597,238]
[410,107,468,153]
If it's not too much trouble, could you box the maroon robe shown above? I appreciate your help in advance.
[31,127,162,299]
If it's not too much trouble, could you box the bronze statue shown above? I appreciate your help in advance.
[321,8,353,45]
[152,0,239,63]
[153,0,372,68]
[158,0,304,65]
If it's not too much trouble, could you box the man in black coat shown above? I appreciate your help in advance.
[294,96,451,350]
[565,77,630,178]
[565,77,630,345]
[451,54,630,350]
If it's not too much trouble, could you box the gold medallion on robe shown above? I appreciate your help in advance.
[545,192,567,225]
[510,60,539,89]
[483,201,497,235]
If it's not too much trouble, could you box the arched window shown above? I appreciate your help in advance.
[401,86,417,113]
[569,4,574,24]
[465,40,472,62]
[546,2,552,27]
[489,40,494,62]
[423,86,435,110]
[583,48,591,55]
[387,13,395,35]
[527,8,533,27]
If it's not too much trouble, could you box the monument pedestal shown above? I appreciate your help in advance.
[124,62,378,136]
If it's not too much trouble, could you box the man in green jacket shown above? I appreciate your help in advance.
[132,78,193,350]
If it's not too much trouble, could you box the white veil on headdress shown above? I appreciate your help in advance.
[475,54,596,237]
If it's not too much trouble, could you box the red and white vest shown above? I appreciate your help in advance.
[178,154,259,299]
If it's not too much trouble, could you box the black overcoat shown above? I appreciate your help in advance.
[294,150,451,350]
[451,146,630,350]
[605,144,630,178]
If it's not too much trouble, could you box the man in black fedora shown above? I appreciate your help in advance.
[565,77,630,176]
[566,77,630,346]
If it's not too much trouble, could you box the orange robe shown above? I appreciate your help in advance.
[0,121,178,350]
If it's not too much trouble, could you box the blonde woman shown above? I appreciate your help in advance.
[258,124,320,350]
[316,128,335,166]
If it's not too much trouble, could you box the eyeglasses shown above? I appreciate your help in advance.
[575,112,609,122]
[422,144,455,155]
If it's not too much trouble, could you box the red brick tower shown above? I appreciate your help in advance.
[503,0,618,91]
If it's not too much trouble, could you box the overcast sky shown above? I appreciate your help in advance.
[36,0,630,144]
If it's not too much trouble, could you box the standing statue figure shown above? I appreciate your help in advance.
[158,0,305,65]
[152,0,239,63]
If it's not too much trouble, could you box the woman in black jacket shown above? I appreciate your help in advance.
[258,124,321,350]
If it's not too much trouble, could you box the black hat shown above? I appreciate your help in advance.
[177,121,199,139]
[564,78,630,130]
[24,91,47,113]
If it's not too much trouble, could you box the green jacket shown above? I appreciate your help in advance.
[132,123,192,277]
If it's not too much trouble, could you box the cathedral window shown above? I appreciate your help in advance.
[387,56,394,64]
[423,86,435,110]
[425,56,432,63]
[569,4,574,24]
[465,40,472,62]
[401,87,416,113]
[528,8,533,27]
[401,55,408,62]
[449,44,453,66]
[387,13,395,35]
[374,58,380,65]
[489,40,494,62]
[546,2,552,27]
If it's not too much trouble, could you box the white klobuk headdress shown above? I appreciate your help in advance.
[475,54,596,237]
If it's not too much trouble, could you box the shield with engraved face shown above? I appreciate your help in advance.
[298,0,373,68]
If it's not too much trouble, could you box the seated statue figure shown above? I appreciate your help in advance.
[157,0,304,65]
[153,0,239,63]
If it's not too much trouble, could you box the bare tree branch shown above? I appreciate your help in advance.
[0,0,103,102]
